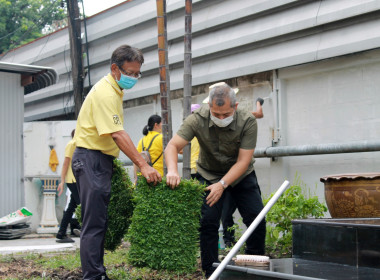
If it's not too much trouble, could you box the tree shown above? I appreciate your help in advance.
[0,0,66,55]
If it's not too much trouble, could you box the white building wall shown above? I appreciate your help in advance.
[0,72,24,217]
[1,0,380,219]
[263,49,380,201]
[23,121,76,232]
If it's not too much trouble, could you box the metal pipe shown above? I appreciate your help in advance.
[80,0,91,88]
[254,140,380,158]
[121,140,380,166]
[209,180,290,280]
[182,0,192,179]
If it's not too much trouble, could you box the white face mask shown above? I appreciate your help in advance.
[210,113,234,127]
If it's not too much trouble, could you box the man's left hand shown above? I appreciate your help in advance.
[206,182,224,207]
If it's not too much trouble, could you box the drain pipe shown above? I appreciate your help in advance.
[209,180,290,280]
[254,140,380,158]
[120,140,380,166]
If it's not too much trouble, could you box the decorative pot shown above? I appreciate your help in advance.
[320,173,380,218]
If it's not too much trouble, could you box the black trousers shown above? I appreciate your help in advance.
[58,182,80,236]
[72,147,114,280]
[195,170,266,275]
[221,190,237,245]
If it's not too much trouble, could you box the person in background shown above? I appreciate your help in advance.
[165,83,266,278]
[72,45,161,280]
[222,97,265,247]
[134,114,163,183]
[179,104,200,178]
[56,129,80,243]
[188,104,201,178]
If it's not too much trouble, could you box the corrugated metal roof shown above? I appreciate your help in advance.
[0,62,58,94]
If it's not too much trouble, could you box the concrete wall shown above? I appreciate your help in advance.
[23,121,76,232]
[271,48,380,202]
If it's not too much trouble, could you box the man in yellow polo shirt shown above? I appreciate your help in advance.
[72,45,161,280]
[56,129,80,243]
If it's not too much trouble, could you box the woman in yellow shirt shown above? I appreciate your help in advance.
[134,115,163,183]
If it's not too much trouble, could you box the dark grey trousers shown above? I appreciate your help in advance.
[195,170,266,276]
[72,147,114,280]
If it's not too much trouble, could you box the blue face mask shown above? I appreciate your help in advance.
[116,70,138,89]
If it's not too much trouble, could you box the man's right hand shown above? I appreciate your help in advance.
[140,164,161,184]
[166,170,181,189]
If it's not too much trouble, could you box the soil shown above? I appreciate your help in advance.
[0,255,205,280]
[0,256,82,279]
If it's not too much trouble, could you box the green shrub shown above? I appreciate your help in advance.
[264,177,327,258]
[127,177,204,273]
[75,158,135,251]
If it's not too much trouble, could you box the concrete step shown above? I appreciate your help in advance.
[292,218,380,269]
[215,258,380,280]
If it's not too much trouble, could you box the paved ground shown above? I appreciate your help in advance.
[0,234,80,255]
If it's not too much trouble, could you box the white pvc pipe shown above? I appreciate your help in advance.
[209,180,290,280]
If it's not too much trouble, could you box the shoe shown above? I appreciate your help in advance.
[56,234,75,243]
[72,228,81,237]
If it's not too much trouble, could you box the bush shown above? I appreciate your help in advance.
[75,158,135,251]
[263,177,327,258]
[127,177,204,273]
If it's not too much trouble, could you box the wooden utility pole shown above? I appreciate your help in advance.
[156,0,173,174]
[67,0,84,118]
[182,0,192,179]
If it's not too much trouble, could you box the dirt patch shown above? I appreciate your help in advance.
[0,257,82,280]
[0,256,205,280]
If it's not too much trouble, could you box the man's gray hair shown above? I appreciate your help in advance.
[110,45,144,69]
[209,84,236,107]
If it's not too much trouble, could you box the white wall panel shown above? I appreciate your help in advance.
[0,73,24,217]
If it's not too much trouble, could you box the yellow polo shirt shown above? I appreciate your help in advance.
[64,139,76,183]
[74,74,124,157]
[190,137,199,173]
[137,131,164,176]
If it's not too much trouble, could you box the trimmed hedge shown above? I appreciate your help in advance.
[75,158,135,251]
[127,177,204,273]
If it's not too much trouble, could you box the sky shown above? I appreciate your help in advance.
[81,0,127,17]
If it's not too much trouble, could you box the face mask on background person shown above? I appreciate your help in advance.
[210,113,234,127]
[116,70,138,89]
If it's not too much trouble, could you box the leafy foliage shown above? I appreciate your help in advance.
[75,158,135,251]
[127,177,204,273]
[0,0,66,54]
[263,177,327,258]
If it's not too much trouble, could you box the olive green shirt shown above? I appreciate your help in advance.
[177,105,257,186]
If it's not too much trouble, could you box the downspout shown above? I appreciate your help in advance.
[81,0,91,89]
[182,0,192,179]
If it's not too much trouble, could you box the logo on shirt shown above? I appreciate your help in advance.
[113,115,121,125]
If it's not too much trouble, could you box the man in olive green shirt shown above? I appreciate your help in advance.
[165,83,265,277]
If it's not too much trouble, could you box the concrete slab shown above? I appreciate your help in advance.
[0,234,79,255]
